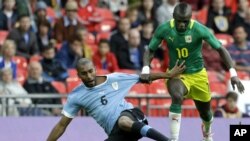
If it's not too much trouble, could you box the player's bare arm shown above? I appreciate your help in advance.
[140,60,186,83]
[216,47,245,93]
[47,116,72,141]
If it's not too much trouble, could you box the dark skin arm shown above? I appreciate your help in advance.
[47,116,72,141]
[140,60,186,83]
[143,48,155,67]
[216,47,245,93]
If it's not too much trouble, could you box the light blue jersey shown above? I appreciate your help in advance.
[62,73,140,135]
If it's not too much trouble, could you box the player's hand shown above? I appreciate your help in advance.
[167,60,186,78]
[231,76,245,94]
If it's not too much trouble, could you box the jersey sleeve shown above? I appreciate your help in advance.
[148,23,167,51]
[201,24,222,49]
[111,73,140,83]
[62,94,81,118]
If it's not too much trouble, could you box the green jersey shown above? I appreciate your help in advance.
[149,19,221,74]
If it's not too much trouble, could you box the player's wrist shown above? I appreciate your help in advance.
[142,66,150,74]
[229,68,237,78]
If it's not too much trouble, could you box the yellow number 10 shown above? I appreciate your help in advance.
[176,48,188,58]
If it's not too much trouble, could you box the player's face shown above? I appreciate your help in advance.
[174,16,191,32]
[77,63,97,87]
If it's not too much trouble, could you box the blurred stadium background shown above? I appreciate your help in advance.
[0,0,250,141]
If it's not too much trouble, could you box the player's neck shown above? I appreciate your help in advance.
[95,76,107,86]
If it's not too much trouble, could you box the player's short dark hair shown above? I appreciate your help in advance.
[226,91,238,101]
[98,39,110,47]
[76,58,93,70]
[173,2,192,17]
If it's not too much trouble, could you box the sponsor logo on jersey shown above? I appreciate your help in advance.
[169,36,174,42]
[112,82,119,90]
[185,35,192,43]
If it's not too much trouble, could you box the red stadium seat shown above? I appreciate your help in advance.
[16,69,27,85]
[96,69,110,75]
[66,77,82,93]
[148,81,168,94]
[96,32,112,43]
[12,56,28,71]
[51,81,67,104]
[0,30,8,45]
[130,83,148,94]
[151,58,162,71]
[85,33,96,45]
[182,99,199,117]
[195,7,208,24]
[67,69,78,77]
[95,20,116,32]
[117,69,137,74]
[148,82,169,116]
[207,71,222,83]
[29,55,42,62]
[210,82,227,96]
[127,84,148,107]
[215,34,234,47]
[95,8,115,21]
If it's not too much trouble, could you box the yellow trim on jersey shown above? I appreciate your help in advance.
[170,19,175,28]
[189,20,195,29]
[169,19,195,29]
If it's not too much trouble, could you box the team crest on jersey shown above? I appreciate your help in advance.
[112,82,119,90]
[185,35,192,43]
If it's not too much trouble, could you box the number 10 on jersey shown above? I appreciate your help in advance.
[176,48,188,58]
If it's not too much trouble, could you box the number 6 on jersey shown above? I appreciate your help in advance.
[101,95,108,105]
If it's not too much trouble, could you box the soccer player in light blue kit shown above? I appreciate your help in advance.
[47,58,185,141]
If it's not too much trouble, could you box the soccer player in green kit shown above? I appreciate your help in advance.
[141,2,245,141]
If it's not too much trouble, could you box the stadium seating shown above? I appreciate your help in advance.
[0,30,8,45]
[148,82,169,116]
[195,7,208,24]
[207,71,222,83]
[94,20,116,32]
[12,56,28,71]
[117,69,137,74]
[210,82,227,96]
[29,55,42,62]
[16,69,27,85]
[96,69,110,75]
[182,99,199,117]
[67,69,78,77]
[66,77,82,93]
[150,58,162,71]
[96,32,112,43]
[84,33,96,45]
[127,83,148,109]
[215,34,234,47]
[51,81,67,104]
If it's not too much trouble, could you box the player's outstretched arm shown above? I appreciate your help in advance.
[216,47,245,93]
[47,116,72,141]
[140,60,186,83]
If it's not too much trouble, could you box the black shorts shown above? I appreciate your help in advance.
[105,108,148,141]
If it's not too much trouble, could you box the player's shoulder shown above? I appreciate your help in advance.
[107,72,139,80]
[68,83,84,97]
[192,20,208,30]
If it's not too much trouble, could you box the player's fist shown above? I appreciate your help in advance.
[231,76,245,94]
